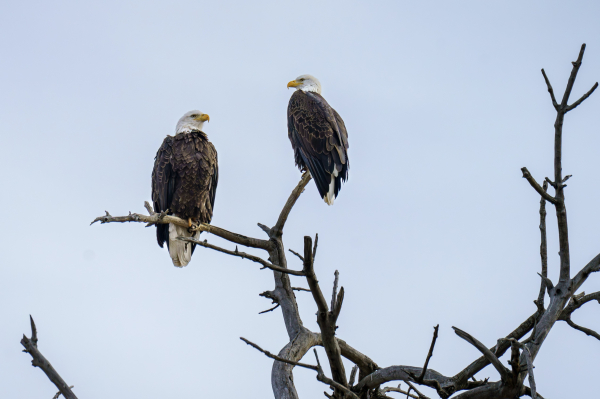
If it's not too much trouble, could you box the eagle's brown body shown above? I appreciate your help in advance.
[152,130,218,266]
[287,90,349,204]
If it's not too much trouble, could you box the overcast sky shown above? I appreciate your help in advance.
[1,1,600,398]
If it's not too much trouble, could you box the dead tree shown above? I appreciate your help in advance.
[25,44,599,398]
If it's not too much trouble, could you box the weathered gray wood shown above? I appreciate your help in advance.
[21,317,78,399]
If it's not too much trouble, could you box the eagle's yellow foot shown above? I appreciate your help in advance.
[188,218,192,228]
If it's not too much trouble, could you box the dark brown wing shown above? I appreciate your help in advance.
[208,146,218,216]
[151,132,218,250]
[152,136,177,249]
[287,90,349,199]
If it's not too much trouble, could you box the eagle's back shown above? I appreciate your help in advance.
[287,90,349,199]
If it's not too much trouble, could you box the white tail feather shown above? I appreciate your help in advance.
[324,169,339,206]
[168,223,199,267]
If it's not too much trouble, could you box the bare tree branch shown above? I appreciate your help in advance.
[550,44,593,284]
[536,273,554,294]
[354,366,452,392]
[52,386,75,399]
[520,168,557,204]
[272,171,312,237]
[560,43,588,107]
[405,381,430,399]
[566,82,598,112]
[523,347,537,399]
[537,181,549,305]
[257,223,272,236]
[571,252,600,291]
[313,349,359,399]
[564,318,600,341]
[380,384,419,399]
[416,325,439,383]
[331,270,339,312]
[91,206,272,250]
[241,337,319,371]
[293,287,311,292]
[522,386,547,399]
[349,365,358,387]
[179,237,305,276]
[453,310,539,385]
[334,337,380,380]
[304,236,348,393]
[21,316,78,399]
[452,327,510,382]
[259,304,281,314]
[144,200,155,215]
[541,69,559,110]
[559,291,600,318]
[289,249,304,262]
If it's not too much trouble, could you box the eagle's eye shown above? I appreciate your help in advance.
[190,114,198,118]
[299,78,305,82]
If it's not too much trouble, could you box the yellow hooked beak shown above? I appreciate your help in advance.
[287,80,301,88]
[195,114,210,122]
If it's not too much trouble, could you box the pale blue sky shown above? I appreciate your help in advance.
[1,1,599,397]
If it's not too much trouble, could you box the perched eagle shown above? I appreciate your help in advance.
[287,75,349,205]
[151,111,218,267]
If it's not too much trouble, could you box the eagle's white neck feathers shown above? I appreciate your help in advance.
[175,110,207,135]
[176,123,204,134]
[292,74,322,95]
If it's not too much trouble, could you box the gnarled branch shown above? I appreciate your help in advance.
[452,327,510,382]
[21,316,78,399]
[178,237,305,276]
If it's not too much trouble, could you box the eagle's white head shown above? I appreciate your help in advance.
[287,74,322,95]
[175,110,210,134]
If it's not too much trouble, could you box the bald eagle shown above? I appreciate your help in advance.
[151,111,218,267]
[287,75,349,205]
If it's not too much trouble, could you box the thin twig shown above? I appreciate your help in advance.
[523,347,537,399]
[292,287,311,292]
[240,337,318,371]
[272,172,312,237]
[559,291,600,319]
[144,201,155,215]
[452,327,510,382]
[571,252,600,291]
[52,386,75,399]
[537,181,549,305]
[313,349,358,399]
[331,270,339,311]
[521,168,557,204]
[453,310,539,384]
[560,43,587,107]
[566,82,598,112]
[541,69,559,110]
[381,384,419,399]
[537,273,554,294]
[564,318,600,341]
[179,237,305,276]
[257,223,271,236]
[259,303,281,314]
[349,365,358,386]
[416,325,439,383]
[289,249,304,262]
[304,236,348,390]
[21,317,78,399]
[405,381,430,399]
[91,204,272,250]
